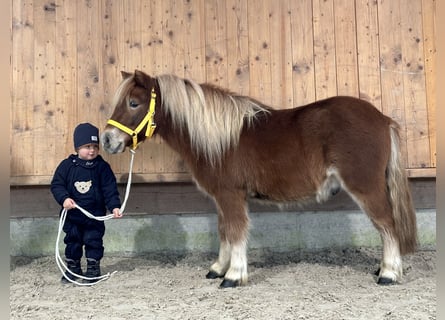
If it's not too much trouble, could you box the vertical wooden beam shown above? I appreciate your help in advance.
[334,0,359,97]
[289,0,316,107]
[162,0,185,76]
[33,0,56,176]
[123,0,146,174]
[75,0,102,127]
[269,0,293,109]
[422,0,436,167]
[160,0,188,175]
[205,0,228,87]
[11,0,35,177]
[247,0,272,103]
[312,0,337,99]
[100,0,125,175]
[355,0,382,110]
[226,0,250,95]
[377,0,407,164]
[138,0,165,176]
[400,1,430,168]
[184,0,206,83]
[54,0,77,162]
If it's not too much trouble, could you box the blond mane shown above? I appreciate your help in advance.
[156,74,270,164]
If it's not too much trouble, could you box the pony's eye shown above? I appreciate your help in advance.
[129,100,139,108]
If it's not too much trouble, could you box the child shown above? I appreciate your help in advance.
[51,123,123,284]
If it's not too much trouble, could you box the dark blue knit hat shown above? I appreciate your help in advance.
[73,123,99,149]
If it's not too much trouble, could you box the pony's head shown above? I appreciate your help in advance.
[101,70,159,153]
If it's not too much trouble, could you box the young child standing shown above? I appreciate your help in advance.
[51,123,123,284]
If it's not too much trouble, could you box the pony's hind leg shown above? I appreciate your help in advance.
[207,190,249,288]
[378,228,402,284]
[349,189,402,284]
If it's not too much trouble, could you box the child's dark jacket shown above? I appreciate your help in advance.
[51,154,121,220]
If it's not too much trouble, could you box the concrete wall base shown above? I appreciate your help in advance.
[10,209,436,257]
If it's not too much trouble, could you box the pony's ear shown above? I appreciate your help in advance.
[121,71,133,79]
[134,70,151,89]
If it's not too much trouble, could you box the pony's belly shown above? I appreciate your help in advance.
[247,189,316,204]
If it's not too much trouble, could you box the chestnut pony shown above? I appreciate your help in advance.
[101,70,417,288]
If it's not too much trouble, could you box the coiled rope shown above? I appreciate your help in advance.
[55,149,136,286]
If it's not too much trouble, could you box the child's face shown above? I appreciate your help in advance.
[77,143,99,160]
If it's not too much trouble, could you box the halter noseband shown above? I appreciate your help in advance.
[107,88,157,150]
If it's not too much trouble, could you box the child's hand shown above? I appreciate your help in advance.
[112,208,123,218]
[63,198,76,210]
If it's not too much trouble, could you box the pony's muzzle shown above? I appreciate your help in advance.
[100,130,125,154]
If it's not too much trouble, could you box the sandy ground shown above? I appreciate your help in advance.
[10,247,435,320]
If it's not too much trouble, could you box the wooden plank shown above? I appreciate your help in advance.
[99,0,126,175]
[161,0,185,76]
[184,0,206,83]
[33,0,57,176]
[137,0,165,176]
[334,0,359,97]
[11,0,35,177]
[74,0,126,177]
[422,0,436,167]
[355,0,382,110]
[137,0,175,177]
[122,0,146,174]
[123,0,142,72]
[102,0,130,175]
[204,0,228,87]
[75,0,102,127]
[225,0,250,95]
[159,0,188,174]
[247,0,271,104]
[268,0,293,109]
[168,0,206,174]
[377,0,407,165]
[406,168,436,178]
[400,1,430,168]
[148,0,165,75]
[54,0,77,163]
[289,0,315,106]
[312,0,337,99]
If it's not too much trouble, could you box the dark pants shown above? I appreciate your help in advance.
[62,212,105,261]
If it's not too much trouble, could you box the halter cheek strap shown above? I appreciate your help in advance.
[107,88,157,150]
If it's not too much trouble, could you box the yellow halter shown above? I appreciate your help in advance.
[107,88,157,150]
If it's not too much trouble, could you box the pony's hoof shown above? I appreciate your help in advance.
[377,277,395,285]
[374,268,381,276]
[219,279,239,288]
[206,271,224,279]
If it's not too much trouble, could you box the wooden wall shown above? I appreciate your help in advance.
[10,0,436,185]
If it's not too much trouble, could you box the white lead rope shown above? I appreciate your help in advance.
[55,149,136,286]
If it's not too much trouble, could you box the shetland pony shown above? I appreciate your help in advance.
[101,70,417,288]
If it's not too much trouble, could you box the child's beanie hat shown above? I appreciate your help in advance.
[73,123,99,149]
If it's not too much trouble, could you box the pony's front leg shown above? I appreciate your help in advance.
[220,238,248,288]
[206,239,231,279]
[206,191,249,288]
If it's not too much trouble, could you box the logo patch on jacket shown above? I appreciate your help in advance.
[74,180,92,194]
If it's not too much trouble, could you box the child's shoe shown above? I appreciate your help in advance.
[84,258,101,283]
[61,259,82,284]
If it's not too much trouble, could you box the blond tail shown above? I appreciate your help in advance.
[387,122,417,255]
